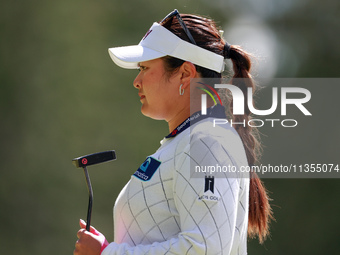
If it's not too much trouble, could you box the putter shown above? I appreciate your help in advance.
[72,150,116,231]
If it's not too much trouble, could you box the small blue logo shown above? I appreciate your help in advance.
[140,157,151,172]
[133,157,161,181]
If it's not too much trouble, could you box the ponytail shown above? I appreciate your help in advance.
[228,45,274,243]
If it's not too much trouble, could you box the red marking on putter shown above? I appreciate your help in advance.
[82,158,88,165]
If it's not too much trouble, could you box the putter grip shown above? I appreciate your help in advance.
[72,150,116,168]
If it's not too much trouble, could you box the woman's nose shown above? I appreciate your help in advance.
[133,73,142,89]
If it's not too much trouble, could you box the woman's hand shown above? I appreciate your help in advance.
[74,219,109,255]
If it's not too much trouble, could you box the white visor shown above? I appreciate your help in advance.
[108,23,225,73]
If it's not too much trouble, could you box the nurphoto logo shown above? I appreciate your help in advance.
[196,79,312,128]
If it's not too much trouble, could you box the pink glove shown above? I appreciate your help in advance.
[79,219,109,254]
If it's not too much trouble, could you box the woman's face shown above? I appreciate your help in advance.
[133,58,181,121]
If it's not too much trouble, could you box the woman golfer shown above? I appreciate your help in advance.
[74,9,273,255]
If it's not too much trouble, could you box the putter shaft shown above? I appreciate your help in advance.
[83,166,93,231]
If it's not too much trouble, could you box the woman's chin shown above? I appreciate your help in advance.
[141,106,164,120]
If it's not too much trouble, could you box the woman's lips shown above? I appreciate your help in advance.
[138,93,145,100]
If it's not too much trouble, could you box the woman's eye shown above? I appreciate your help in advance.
[139,66,147,72]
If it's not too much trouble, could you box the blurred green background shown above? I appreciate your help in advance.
[1,0,339,254]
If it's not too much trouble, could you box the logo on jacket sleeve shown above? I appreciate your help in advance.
[133,157,161,181]
[198,176,221,202]
[204,175,215,193]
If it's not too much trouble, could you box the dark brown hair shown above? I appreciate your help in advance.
[160,13,273,243]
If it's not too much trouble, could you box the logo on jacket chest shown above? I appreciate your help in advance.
[133,157,161,181]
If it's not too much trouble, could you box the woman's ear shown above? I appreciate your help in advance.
[180,61,198,89]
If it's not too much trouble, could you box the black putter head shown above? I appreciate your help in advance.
[72,150,116,168]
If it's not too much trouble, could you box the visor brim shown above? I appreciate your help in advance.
[108,45,166,69]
